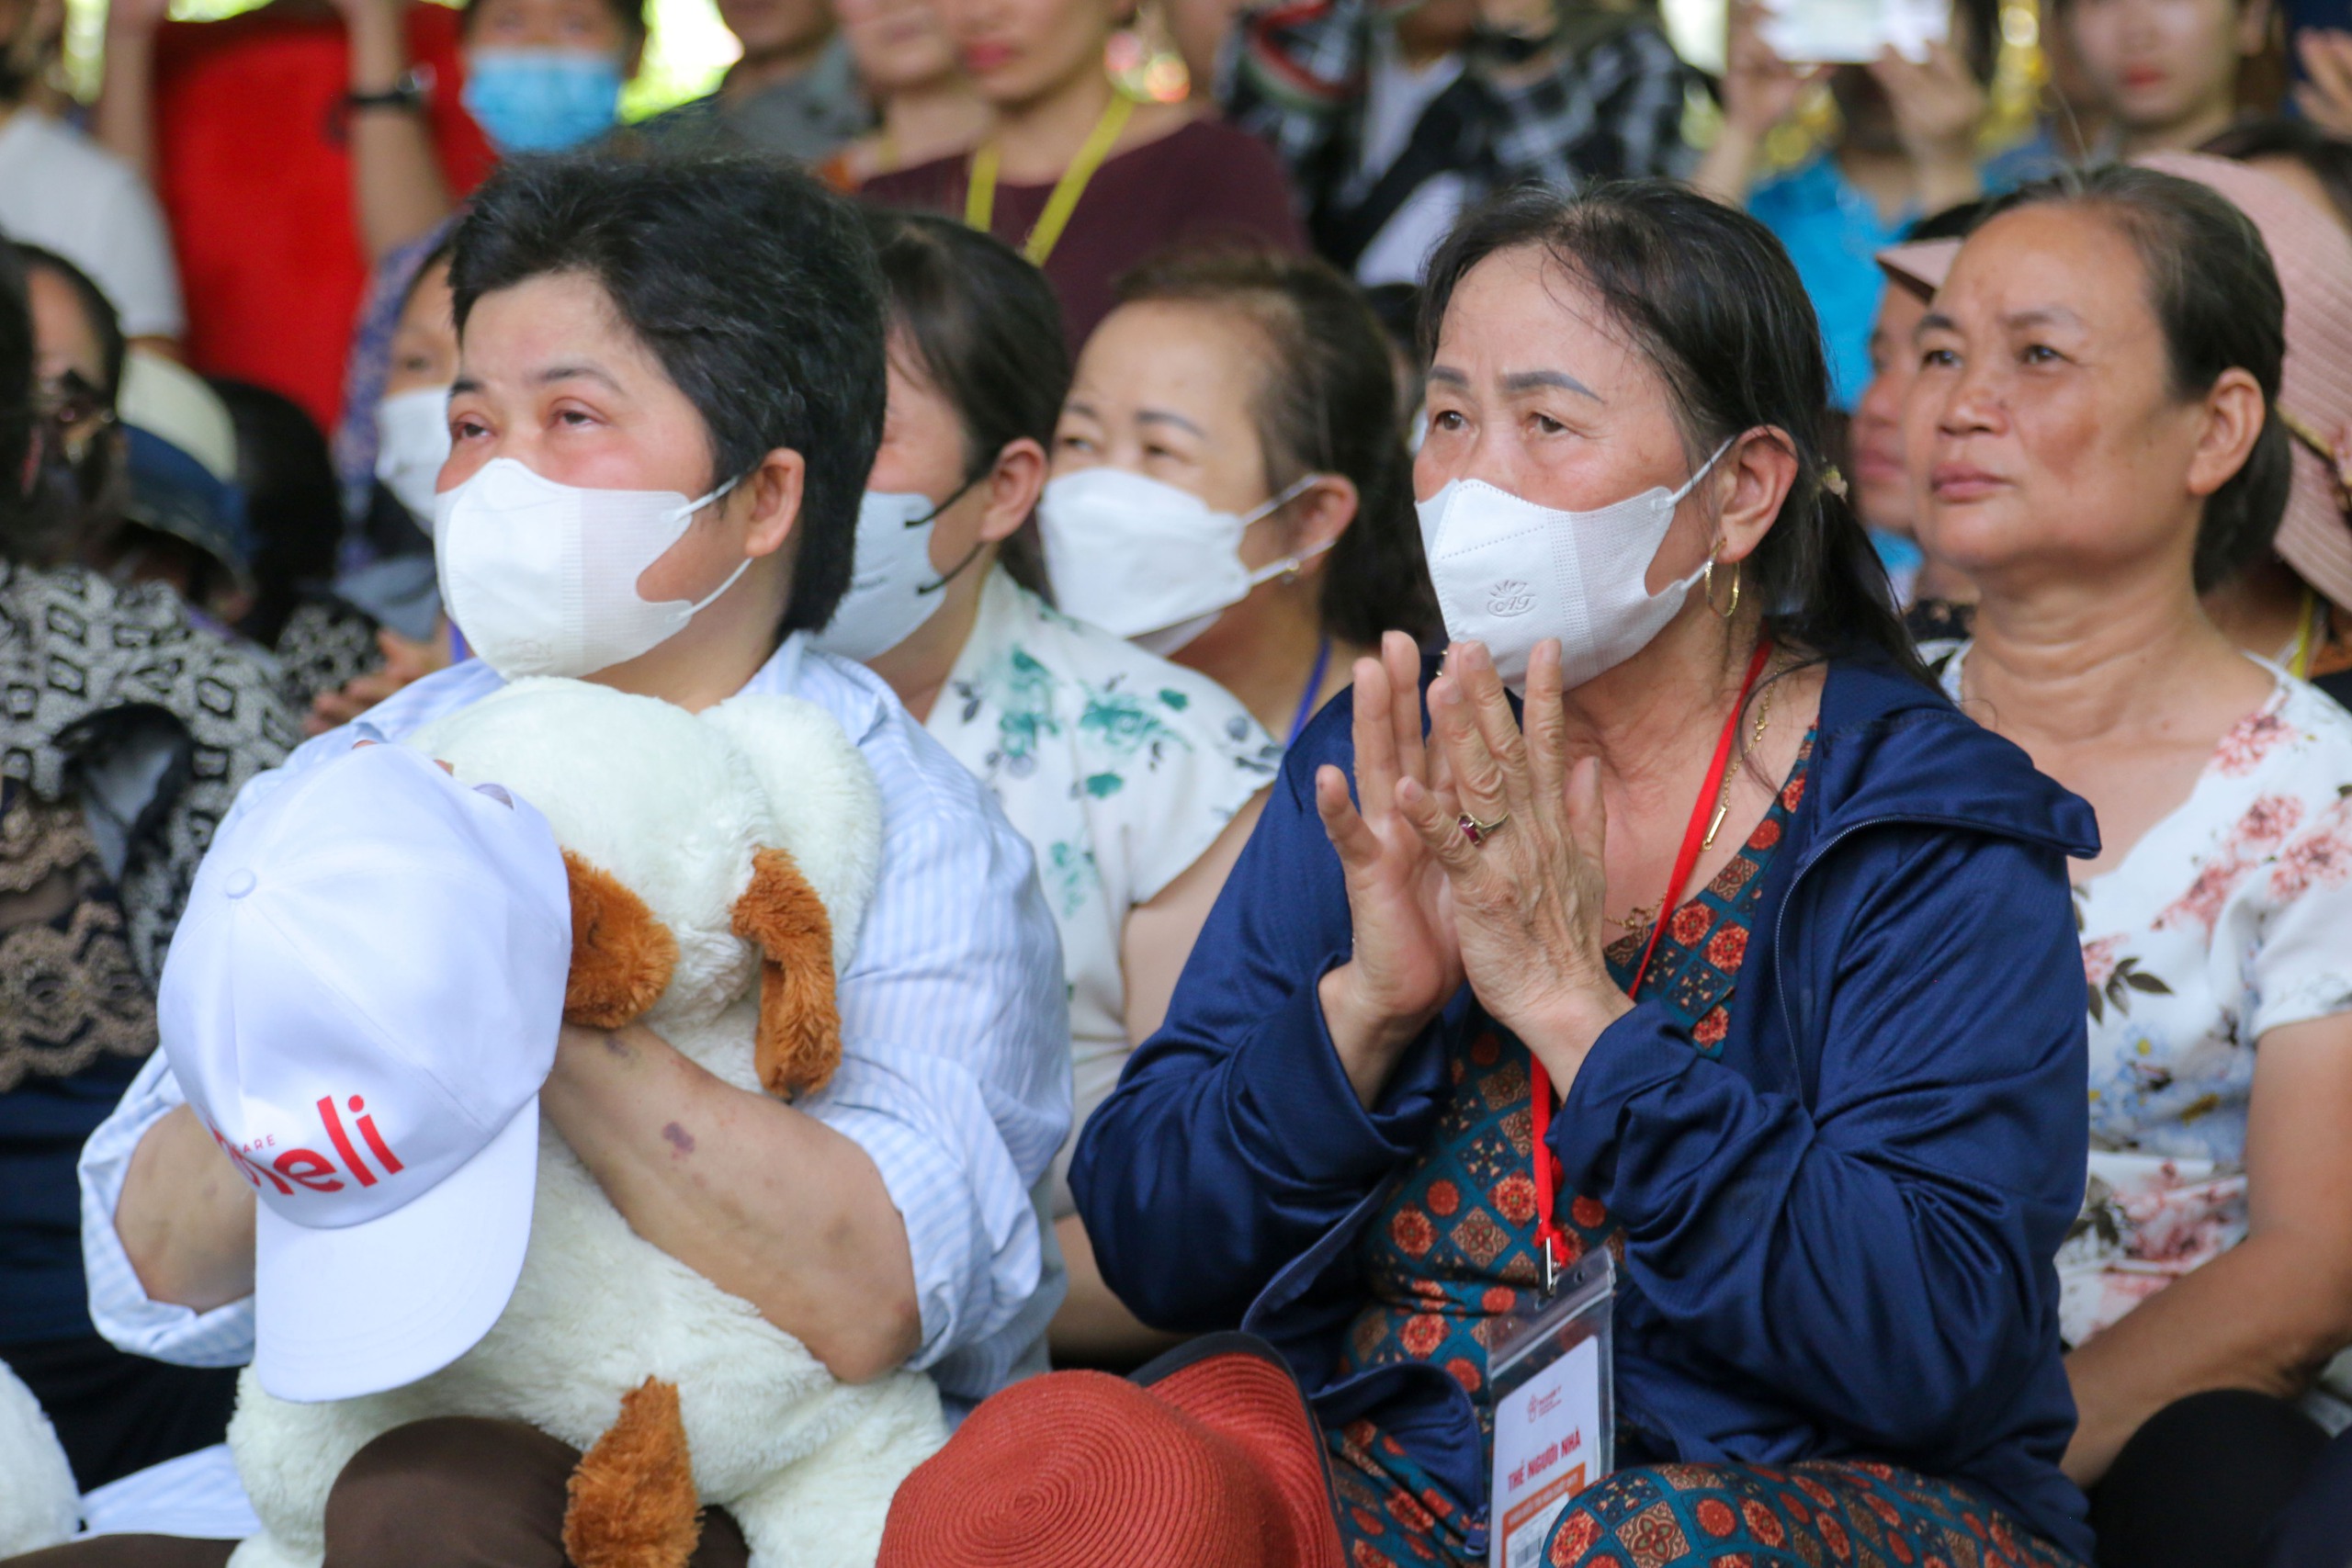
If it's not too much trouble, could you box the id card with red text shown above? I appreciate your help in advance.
[1488,1250,1613,1568]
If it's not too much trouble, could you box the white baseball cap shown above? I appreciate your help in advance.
[159,741,571,1403]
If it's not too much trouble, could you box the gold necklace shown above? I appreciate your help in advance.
[1609,668,1778,932]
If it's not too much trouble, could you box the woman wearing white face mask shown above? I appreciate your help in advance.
[1066,186,2101,1567]
[818,213,1280,1367]
[275,239,461,736]
[68,155,1073,1563]
[1041,249,1439,747]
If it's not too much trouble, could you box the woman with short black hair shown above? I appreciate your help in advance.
[820,211,1282,1367]
[44,152,1069,1568]
[1069,181,2097,1566]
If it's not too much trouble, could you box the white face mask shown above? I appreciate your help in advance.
[434,457,745,680]
[1415,440,1731,691]
[375,386,453,524]
[810,486,981,662]
[1037,468,1323,654]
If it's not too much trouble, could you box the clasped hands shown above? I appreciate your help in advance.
[1314,633,1632,1110]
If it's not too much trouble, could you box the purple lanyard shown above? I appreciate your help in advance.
[1286,637,1332,749]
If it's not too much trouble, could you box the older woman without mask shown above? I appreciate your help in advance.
[1068,184,2098,1567]
[1907,165,2352,1568]
[2142,152,2352,708]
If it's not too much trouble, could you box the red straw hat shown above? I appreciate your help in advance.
[878,1334,1345,1568]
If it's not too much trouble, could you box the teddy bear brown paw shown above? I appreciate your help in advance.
[563,1378,702,1568]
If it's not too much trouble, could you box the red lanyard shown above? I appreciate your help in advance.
[1528,637,1772,1289]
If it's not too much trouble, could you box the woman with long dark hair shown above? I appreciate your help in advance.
[1063,181,2097,1566]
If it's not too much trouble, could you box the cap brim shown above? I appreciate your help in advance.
[1133,1334,1344,1568]
[253,1097,539,1403]
[1875,237,1962,301]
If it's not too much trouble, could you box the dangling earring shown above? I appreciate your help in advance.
[1703,553,1741,620]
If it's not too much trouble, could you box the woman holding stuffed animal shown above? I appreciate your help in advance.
[820,213,1283,1368]
[29,152,1072,1568]
[1065,182,2099,1567]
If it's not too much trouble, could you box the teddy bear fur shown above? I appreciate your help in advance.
[0,1362,77,1554]
[221,678,947,1568]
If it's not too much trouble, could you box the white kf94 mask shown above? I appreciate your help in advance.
[435,457,745,680]
[374,386,454,525]
[1414,441,1732,691]
[811,487,980,662]
[1037,468,1323,656]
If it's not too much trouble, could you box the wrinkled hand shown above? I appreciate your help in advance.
[305,623,450,737]
[2297,30,2352,138]
[1396,639,1629,1089]
[1315,632,1465,1104]
[1721,0,1819,139]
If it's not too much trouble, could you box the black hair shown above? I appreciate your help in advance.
[14,243,126,404]
[1420,182,1922,679]
[461,0,647,43]
[0,244,39,556]
[1115,248,1441,648]
[1903,196,1999,243]
[866,211,1067,599]
[449,152,888,638]
[2202,117,2352,234]
[210,378,343,647]
[1984,165,2289,592]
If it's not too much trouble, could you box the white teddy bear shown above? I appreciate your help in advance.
[0,1363,77,1555]
[222,678,947,1568]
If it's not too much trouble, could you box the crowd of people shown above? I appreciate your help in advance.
[2,0,2352,1561]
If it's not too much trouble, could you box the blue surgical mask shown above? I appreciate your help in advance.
[461,49,624,154]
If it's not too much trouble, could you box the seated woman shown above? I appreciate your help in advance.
[1073,182,2097,1566]
[1041,249,1438,747]
[1906,165,2352,1568]
[19,152,1069,1568]
[820,212,1279,1365]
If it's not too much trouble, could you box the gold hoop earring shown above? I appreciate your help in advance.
[1703,555,1741,620]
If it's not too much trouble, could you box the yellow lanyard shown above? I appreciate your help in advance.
[965,91,1136,268]
[2290,584,2326,681]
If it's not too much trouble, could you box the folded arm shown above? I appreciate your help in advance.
[1553,825,2091,1457]
[2062,1010,2352,1484]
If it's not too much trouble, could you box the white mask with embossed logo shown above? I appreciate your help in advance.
[1414,440,1730,691]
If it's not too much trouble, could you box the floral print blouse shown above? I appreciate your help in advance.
[925,570,1282,1213]
[1934,646,2352,1355]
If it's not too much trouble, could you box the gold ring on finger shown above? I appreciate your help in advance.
[1458,809,1509,848]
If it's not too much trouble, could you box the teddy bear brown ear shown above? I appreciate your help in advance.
[729,847,841,1100]
[563,851,678,1032]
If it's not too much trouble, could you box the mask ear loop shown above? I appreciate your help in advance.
[674,472,752,614]
[913,470,993,598]
[1686,437,1745,619]
[1241,473,1333,586]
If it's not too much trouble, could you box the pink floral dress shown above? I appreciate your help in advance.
[1934,648,2352,1362]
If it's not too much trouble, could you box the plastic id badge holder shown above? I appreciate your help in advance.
[1487,1248,1614,1568]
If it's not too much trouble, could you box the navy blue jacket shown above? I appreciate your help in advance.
[1071,656,2098,1562]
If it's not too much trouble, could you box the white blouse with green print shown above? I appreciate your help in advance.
[925,568,1283,1214]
